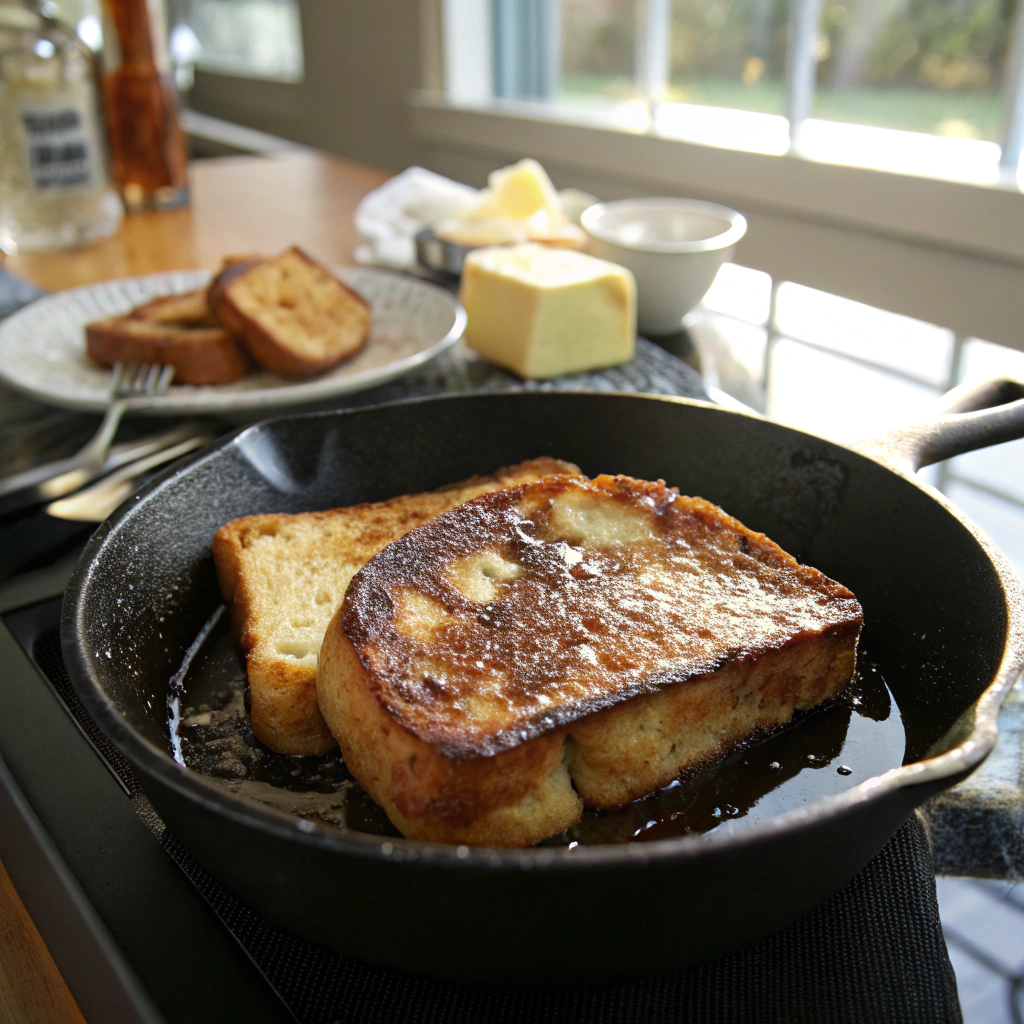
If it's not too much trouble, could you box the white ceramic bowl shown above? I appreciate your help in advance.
[581,198,747,335]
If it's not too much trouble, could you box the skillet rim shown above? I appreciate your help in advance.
[60,391,1024,872]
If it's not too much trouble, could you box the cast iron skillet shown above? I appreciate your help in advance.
[62,382,1024,984]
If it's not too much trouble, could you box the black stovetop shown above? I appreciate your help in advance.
[0,561,295,1023]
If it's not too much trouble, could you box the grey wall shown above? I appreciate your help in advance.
[188,0,425,172]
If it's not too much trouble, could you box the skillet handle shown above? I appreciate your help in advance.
[852,377,1024,474]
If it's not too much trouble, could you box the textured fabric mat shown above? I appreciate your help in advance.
[148,813,958,1024]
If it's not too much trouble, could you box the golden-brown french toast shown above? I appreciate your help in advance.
[212,458,581,756]
[85,317,250,385]
[129,288,220,328]
[208,247,370,377]
[318,474,863,846]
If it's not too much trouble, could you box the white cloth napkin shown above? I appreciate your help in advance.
[353,167,479,271]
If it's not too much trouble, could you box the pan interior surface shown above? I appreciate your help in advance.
[67,392,1008,853]
[170,609,905,844]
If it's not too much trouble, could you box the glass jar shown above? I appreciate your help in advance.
[0,0,122,253]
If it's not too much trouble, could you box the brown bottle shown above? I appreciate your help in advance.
[100,0,187,211]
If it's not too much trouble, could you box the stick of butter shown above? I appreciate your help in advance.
[460,243,637,379]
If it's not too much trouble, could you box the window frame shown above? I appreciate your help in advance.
[414,0,1024,354]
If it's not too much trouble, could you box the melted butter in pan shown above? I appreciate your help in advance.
[172,611,903,845]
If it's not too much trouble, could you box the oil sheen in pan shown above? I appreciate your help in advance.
[169,608,906,846]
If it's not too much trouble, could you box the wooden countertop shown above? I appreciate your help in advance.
[0,151,389,1022]
[4,152,389,291]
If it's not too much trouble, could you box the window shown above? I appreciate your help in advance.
[668,0,789,115]
[173,0,304,82]
[560,0,638,105]
[813,0,1014,142]
[694,266,1024,579]
[490,0,1024,176]
[426,1,1024,523]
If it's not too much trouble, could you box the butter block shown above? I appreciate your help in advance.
[460,244,636,379]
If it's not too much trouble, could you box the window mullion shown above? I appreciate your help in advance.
[492,0,519,99]
[999,0,1024,172]
[635,0,670,118]
[783,0,823,149]
[540,0,560,101]
[492,0,557,100]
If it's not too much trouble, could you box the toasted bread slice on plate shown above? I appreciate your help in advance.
[129,288,220,328]
[212,458,581,756]
[209,246,371,377]
[86,317,250,385]
[319,474,863,847]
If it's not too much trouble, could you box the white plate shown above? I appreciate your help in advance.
[0,268,465,416]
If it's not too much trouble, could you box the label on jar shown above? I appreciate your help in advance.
[17,92,102,193]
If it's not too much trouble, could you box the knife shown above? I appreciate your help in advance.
[46,434,213,522]
[0,420,214,517]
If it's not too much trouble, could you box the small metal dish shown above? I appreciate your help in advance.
[414,227,480,279]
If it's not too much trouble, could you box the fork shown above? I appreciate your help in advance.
[0,362,175,515]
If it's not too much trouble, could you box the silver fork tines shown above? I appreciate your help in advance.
[0,361,177,513]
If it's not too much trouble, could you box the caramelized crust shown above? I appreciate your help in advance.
[86,317,250,385]
[318,627,581,846]
[212,458,581,755]
[566,623,860,808]
[209,246,370,377]
[129,288,219,328]
[339,475,863,757]
[319,474,864,846]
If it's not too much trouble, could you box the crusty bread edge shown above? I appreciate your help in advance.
[86,318,251,385]
[567,620,862,808]
[320,609,860,844]
[212,516,338,755]
[318,608,583,845]
[129,288,220,328]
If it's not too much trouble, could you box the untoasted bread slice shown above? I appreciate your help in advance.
[318,474,863,846]
[212,458,582,756]
[86,317,250,385]
[129,288,219,328]
[209,246,370,377]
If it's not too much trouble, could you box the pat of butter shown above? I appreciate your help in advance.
[464,158,561,222]
[460,244,637,379]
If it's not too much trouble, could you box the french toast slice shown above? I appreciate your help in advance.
[129,288,220,328]
[212,458,582,756]
[208,246,371,377]
[318,474,863,847]
[85,317,250,385]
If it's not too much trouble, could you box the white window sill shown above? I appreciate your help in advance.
[410,93,1024,352]
[410,93,1024,264]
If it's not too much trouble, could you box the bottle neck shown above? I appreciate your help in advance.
[102,0,172,72]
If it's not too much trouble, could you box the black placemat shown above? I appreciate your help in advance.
[147,813,957,1024]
